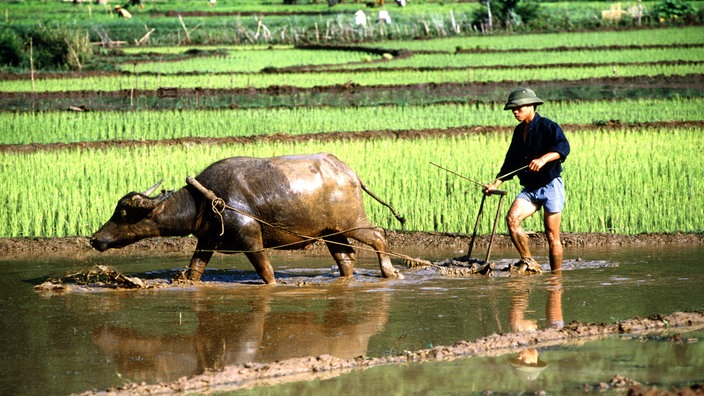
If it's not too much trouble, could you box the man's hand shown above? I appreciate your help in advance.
[528,157,546,171]
[483,179,502,195]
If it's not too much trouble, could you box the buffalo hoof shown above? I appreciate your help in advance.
[478,262,494,275]
[384,267,405,279]
[186,265,206,282]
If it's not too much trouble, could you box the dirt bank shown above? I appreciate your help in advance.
[75,311,704,396]
[2,231,702,259]
[2,74,701,113]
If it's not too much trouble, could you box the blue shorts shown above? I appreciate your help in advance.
[516,177,565,213]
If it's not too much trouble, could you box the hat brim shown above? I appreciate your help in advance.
[508,357,548,368]
[504,97,544,110]
[508,357,548,380]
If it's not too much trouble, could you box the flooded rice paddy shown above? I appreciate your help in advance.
[1,243,703,395]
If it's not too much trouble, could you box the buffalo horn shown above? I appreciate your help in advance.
[128,195,157,209]
[142,179,164,197]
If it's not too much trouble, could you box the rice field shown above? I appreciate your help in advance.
[2,126,702,237]
[2,21,703,238]
[379,26,704,51]
[113,47,704,74]
[338,48,704,69]
[4,0,703,46]
[119,48,384,74]
[1,98,702,145]
[3,62,701,93]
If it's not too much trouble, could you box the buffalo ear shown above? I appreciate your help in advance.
[151,191,173,215]
[142,179,164,197]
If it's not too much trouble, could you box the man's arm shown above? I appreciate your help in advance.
[528,151,561,172]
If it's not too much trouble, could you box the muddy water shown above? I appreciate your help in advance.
[1,244,702,395]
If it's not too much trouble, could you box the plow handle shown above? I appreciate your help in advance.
[467,189,508,262]
[485,189,508,196]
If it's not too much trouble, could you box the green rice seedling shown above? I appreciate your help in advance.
[2,63,699,93]
[380,26,704,52]
[1,127,702,237]
[119,48,383,74]
[1,98,702,145]
[336,48,704,70]
[121,31,704,75]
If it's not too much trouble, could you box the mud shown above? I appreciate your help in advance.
[3,230,703,259]
[33,264,169,292]
[1,74,700,101]
[9,232,703,396]
[74,311,704,395]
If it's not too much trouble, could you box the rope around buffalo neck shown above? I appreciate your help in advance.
[210,197,228,236]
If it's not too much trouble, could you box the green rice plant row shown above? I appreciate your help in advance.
[380,26,704,52]
[1,127,702,238]
[121,47,704,74]
[2,98,702,145]
[119,48,383,74]
[328,48,704,71]
[1,64,699,92]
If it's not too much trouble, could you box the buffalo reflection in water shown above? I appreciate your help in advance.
[92,286,389,383]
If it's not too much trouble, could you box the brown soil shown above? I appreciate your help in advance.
[2,230,702,259]
[75,311,704,396]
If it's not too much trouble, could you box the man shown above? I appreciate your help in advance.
[484,88,570,272]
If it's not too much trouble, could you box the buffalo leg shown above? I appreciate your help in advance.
[346,226,404,279]
[324,234,356,277]
[188,248,214,282]
[237,223,276,284]
[245,251,276,285]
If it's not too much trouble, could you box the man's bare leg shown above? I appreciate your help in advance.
[506,198,539,262]
[544,211,563,272]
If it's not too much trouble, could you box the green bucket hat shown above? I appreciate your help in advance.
[504,88,544,110]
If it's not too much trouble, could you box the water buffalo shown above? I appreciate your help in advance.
[90,153,405,284]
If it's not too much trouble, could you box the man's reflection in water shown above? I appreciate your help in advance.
[507,273,563,382]
[545,273,564,330]
[508,347,547,381]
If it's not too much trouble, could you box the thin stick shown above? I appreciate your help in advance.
[178,15,191,43]
[429,162,484,188]
[30,38,35,97]
[431,162,530,187]
[495,165,529,181]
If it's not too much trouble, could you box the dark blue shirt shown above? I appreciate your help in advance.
[497,113,570,189]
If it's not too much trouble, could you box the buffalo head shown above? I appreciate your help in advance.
[90,180,173,252]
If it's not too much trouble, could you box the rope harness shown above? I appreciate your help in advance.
[185,176,425,264]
